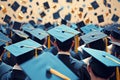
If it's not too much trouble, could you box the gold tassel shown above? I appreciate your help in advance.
[47,35,51,49]
[105,38,108,52]
[116,67,120,80]
[35,49,38,57]
[6,43,11,58]
[74,35,79,53]
[1,5,7,13]
[50,68,70,80]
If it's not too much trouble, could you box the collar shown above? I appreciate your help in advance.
[58,51,70,55]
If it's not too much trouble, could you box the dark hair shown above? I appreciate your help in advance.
[111,31,120,40]
[89,57,115,79]
[111,45,120,58]
[89,39,106,51]
[0,45,5,55]
[56,38,73,52]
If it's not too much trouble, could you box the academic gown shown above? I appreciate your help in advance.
[57,54,90,80]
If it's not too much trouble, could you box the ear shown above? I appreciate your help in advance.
[87,65,91,73]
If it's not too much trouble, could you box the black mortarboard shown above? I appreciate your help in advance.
[103,0,107,6]
[76,21,86,28]
[97,15,104,23]
[79,7,83,12]
[12,21,21,30]
[53,11,60,19]
[5,39,42,64]
[3,14,11,24]
[20,52,79,80]
[11,1,20,11]
[29,20,36,26]
[61,19,67,25]
[21,6,27,13]
[111,14,119,22]
[53,0,58,3]
[44,22,53,30]
[43,2,50,10]
[107,3,111,8]
[40,11,46,18]
[80,31,107,44]
[64,13,71,21]
[91,1,99,9]
[0,32,11,47]
[66,0,72,3]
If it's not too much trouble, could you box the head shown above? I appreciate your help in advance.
[55,38,74,52]
[87,57,115,80]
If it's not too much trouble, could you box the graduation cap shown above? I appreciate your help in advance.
[80,31,107,44]
[4,39,42,64]
[44,22,53,30]
[43,2,50,10]
[97,15,104,23]
[53,0,58,3]
[53,11,60,19]
[0,32,11,47]
[91,1,99,9]
[64,13,71,21]
[80,47,120,67]
[21,6,27,13]
[111,14,119,22]
[61,19,67,25]
[11,1,20,11]
[20,52,79,80]
[76,21,86,28]
[80,24,102,34]
[12,21,21,30]
[28,28,49,40]
[29,20,36,26]
[40,11,46,18]
[79,7,83,12]
[22,23,35,32]
[3,15,11,24]
[66,0,72,3]
[48,24,80,42]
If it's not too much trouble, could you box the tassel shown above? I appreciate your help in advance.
[1,5,7,13]
[35,49,38,57]
[74,35,79,53]
[105,38,108,52]
[116,67,120,80]
[47,35,51,49]
[6,43,11,58]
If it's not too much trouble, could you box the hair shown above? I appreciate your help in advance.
[56,38,73,52]
[89,57,115,79]
[0,45,5,56]
[111,31,120,40]
[88,39,106,51]
[111,45,120,58]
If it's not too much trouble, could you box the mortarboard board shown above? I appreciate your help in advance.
[47,24,80,42]
[53,11,60,19]
[43,2,50,10]
[53,0,58,3]
[22,23,35,33]
[4,39,42,64]
[111,14,119,22]
[11,1,20,11]
[76,21,86,28]
[20,52,79,80]
[80,31,107,44]
[64,13,71,21]
[44,22,53,30]
[12,21,21,30]
[1,0,7,1]
[80,47,120,67]
[91,1,99,10]
[29,20,36,26]
[28,28,49,40]
[40,11,46,18]
[0,32,11,46]
[97,15,104,23]
[3,15,11,24]
[61,19,67,25]
[66,0,72,3]
[80,24,102,34]
[21,6,27,13]
[79,7,83,12]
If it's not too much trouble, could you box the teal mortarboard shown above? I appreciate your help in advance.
[22,23,35,32]
[48,25,80,42]
[0,32,11,46]
[111,14,119,22]
[12,21,21,30]
[43,1,50,10]
[80,31,107,44]
[80,24,102,34]
[3,14,11,24]
[29,28,49,40]
[91,1,99,10]
[70,23,77,30]
[4,39,42,64]
[80,47,120,67]
[11,1,20,11]
[20,52,79,80]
